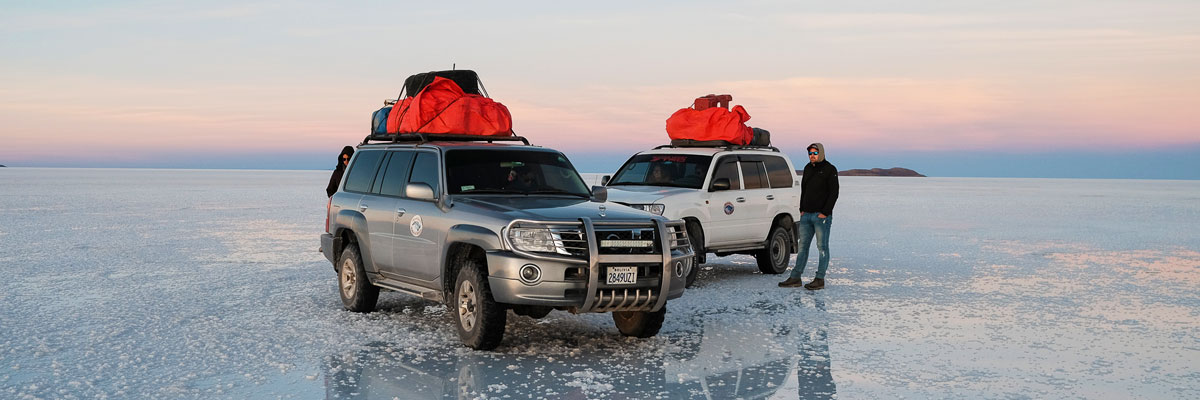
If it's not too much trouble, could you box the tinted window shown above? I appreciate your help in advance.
[740,161,768,189]
[378,151,415,196]
[608,154,713,189]
[710,157,740,190]
[445,149,590,197]
[343,150,385,193]
[408,152,441,196]
[764,156,794,188]
[370,154,390,194]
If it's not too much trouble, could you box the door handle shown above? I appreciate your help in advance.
[396,208,406,217]
[735,197,746,203]
[766,195,775,200]
[359,204,369,211]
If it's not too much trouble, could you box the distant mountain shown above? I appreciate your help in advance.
[0,164,6,167]
[838,167,925,177]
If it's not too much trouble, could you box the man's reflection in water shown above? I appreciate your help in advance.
[796,295,836,399]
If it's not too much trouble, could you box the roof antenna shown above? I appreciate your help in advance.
[452,63,456,70]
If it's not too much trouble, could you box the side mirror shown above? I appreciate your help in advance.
[710,178,731,191]
[591,185,608,203]
[600,175,611,186]
[406,183,436,201]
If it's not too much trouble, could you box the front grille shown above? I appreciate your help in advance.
[549,228,588,258]
[596,228,659,254]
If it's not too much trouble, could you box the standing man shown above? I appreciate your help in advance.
[780,143,839,290]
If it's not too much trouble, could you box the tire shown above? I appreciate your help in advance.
[612,307,666,338]
[453,261,507,350]
[338,244,379,312]
[684,220,705,288]
[755,224,792,274]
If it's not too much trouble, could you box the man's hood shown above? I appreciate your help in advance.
[809,142,826,163]
[604,185,695,205]
[454,196,663,222]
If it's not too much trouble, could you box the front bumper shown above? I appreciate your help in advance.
[487,218,693,313]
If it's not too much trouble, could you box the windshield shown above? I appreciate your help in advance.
[609,154,713,189]
[446,149,591,197]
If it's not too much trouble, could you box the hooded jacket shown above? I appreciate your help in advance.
[800,143,839,216]
[326,146,355,197]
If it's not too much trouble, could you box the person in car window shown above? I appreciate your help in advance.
[326,146,354,197]
[780,143,839,290]
[647,164,671,185]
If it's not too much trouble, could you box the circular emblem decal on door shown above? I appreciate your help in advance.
[410,215,423,237]
[723,202,735,215]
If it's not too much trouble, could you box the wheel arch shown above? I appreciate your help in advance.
[333,210,377,273]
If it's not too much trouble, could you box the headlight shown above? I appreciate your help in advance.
[631,203,666,215]
[508,227,558,253]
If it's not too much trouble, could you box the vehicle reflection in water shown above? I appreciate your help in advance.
[324,295,836,399]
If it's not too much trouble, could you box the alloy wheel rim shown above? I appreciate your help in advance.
[458,280,477,331]
[340,259,356,298]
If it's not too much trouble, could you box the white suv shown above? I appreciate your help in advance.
[604,144,801,286]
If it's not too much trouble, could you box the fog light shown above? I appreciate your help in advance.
[519,264,542,284]
[674,260,686,278]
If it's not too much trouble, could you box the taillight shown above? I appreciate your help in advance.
[325,198,332,233]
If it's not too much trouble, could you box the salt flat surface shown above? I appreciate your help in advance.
[1,168,1197,399]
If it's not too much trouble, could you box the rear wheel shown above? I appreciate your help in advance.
[338,244,379,312]
[453,262,506,350]
[613,307,666,338]
[756,224,791,274]
[684,220,705,288]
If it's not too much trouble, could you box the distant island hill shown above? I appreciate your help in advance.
[793,167,925,177]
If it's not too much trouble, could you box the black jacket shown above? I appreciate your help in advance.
[326,146,355,197]
[800,160,839,215]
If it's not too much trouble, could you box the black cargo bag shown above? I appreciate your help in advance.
[403,70,481,98]
[750,128,771,146]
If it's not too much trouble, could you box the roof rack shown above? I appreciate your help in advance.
[652,143,780,152]
[361,133,530,146]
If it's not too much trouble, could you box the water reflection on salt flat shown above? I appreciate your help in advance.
[323,298,836,400]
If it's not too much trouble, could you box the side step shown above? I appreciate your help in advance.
[373,278,445,303]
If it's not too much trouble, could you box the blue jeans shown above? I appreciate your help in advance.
[790,212,832,279]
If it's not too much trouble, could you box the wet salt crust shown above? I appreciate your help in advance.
[1,168,1197,399]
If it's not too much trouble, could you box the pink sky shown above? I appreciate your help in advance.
[2,1,1198,166]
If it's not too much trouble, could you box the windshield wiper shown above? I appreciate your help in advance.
[524,189,590,198]
[457,189,519,195]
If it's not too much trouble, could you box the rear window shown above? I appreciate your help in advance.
[343,150,385,193]
[763,157,794,188]
[740,161,768,189]
[377,151,415,196]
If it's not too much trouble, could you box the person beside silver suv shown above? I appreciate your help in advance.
[320,135,693,350]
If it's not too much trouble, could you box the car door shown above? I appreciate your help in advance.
[703,155,744,247]
[737,157,773,242]
[342,150,395,273]
[366,150,415,279]
[392,150,445,284]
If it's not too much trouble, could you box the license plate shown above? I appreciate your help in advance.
[606,266,638,285]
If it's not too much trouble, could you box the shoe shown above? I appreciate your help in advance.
[778,277,804,287]
[804,278,825,290]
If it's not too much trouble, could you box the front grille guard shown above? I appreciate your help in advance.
[503,218,689,312]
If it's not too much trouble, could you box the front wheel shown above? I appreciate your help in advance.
[755,224,792,274]
[612,308,666,338]
[453,263,506,350]
[338,244,379,312]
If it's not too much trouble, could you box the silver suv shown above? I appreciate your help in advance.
[320,134,693,350]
